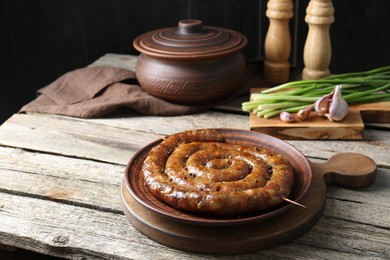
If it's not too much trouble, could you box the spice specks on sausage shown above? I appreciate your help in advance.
[142,129,294,216]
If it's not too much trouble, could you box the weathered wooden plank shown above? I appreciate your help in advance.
[68,111,390,161]
[297,216,390,258]
[324,197,390,228]
[2,112,389,167]
[0,168,121,213]
[1,145,389,258]
[0,146,123,212]
[326,168,390,208]
[2,146,388,221]
[259,243,371,260]
[0,113,158,165]
[85,112,390,167]
[0,112,249,165]
[1,189,389,259]
[1,145,389,251]
[0,192,207,260]
[0,147,122,185]
[288,128,390,166]
[87,110,249,135]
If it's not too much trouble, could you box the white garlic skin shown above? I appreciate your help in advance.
[326,85,349,121]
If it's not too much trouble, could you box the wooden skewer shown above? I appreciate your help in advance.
[283,197,307,208]
[149,129,166,140]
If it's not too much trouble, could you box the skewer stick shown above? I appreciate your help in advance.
[283,197,307,208]
[149,129,166,140]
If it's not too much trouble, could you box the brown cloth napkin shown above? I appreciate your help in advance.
[20,61,269,118]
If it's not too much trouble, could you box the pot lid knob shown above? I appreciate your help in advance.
[177,19,203,35]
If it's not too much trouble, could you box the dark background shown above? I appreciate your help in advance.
[1,0,389,124]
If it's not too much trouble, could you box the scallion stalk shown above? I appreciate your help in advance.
[242,66,390,120]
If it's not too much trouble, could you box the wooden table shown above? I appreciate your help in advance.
[0,54,389,259]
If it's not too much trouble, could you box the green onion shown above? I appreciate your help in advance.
[242,65,390,119]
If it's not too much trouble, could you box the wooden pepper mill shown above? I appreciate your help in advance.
[302,0,334,80]
[263,0,293,83]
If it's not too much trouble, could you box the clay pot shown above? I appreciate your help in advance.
[133,19,247,105]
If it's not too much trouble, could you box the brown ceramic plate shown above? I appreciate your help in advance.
[124,128,312,226]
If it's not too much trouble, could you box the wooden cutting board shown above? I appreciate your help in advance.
[120,153,376,254]
[249,88,390,140]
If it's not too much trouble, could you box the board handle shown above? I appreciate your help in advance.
[309,153,377,189]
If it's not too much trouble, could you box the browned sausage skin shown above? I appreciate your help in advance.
[142,129,294,216]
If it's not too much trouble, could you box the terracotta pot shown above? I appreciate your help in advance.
[133,19,247,105]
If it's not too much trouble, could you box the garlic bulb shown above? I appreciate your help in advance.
[326,85,349,121]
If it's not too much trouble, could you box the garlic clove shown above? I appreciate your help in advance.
[297,105,313,121]
[280,111,295,123]
[314,92,333,116]
[326,85,349,121]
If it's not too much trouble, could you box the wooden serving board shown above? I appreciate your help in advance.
[120,153,376,254]
[249,88,390,140]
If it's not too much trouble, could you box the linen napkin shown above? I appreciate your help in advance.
[19,66,212,118]
[20,61,269,118]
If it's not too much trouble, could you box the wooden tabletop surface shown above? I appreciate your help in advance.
[0,54,389,259]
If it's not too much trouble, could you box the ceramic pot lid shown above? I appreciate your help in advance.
[133,19,247,59]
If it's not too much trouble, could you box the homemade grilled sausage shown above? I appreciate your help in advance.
[142,129,294,216]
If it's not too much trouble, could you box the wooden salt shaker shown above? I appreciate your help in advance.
[302,0,334,80]
[263,0,293,83]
